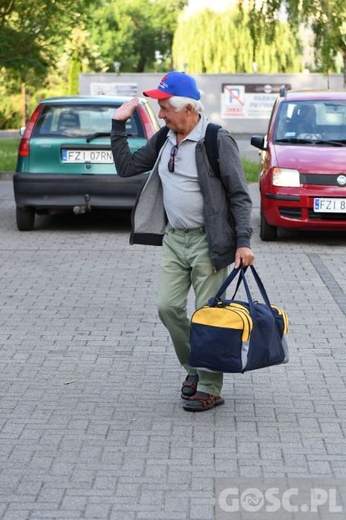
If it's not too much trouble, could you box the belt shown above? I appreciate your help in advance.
[167,224,205,234]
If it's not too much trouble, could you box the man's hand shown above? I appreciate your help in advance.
[112,97,139,121]
[234,247,255,268]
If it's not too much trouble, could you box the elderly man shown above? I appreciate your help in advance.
[111,71,254,412]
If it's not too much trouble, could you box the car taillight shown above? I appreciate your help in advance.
[137,104,156,139]
[18,105,42,157]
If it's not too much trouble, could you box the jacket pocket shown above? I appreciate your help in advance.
[206,213,235,256]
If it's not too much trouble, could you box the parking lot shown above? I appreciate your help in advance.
[0,178,345,519]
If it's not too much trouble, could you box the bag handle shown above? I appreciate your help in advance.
[248,265,272,308]
[210,266,242,303]
[209,265,273,312]
[235,267,256,315]
[229,265,249,300]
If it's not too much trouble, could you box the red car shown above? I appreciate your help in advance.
[251,88,346,240]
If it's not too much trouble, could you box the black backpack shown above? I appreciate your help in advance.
[155,122,221,177]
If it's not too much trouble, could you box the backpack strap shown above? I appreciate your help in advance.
[204,122,221,178]
[155,122,221,177]
[155,126,170,155]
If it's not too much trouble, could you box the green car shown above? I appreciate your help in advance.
[13,95,160,231]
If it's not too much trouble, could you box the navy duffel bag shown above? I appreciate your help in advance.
[189,265,289,373]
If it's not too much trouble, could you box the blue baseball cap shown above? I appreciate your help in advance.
[143,71,201,100]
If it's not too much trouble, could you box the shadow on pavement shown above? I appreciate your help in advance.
[34,209,133,232]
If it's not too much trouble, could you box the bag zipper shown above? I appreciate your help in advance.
[271,305,289,334]
[224,305,253,342]
[227,303,253,331]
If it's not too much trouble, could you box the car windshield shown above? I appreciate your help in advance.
[32,104,144,138]
[273,100,346,143]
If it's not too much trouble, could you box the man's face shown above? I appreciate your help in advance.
[157,99,187,133]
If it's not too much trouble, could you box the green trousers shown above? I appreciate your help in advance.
[157,225,228,396]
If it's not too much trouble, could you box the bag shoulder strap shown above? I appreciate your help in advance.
[155,125,170,154]
[204,122,221,178]
[155,123,221,177]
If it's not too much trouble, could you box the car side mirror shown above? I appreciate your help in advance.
[251,135,266,150]
[19,127,26,136]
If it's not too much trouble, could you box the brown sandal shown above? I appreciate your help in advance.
[181,374,199,400]
[183,391,224,412]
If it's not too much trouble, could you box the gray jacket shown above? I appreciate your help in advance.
[111,119,253,271]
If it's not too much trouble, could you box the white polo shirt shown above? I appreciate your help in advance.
[158,115,208,229]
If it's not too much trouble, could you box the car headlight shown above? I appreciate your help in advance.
[272,168,300,187]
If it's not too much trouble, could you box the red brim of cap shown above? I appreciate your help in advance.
[143,89,173,99]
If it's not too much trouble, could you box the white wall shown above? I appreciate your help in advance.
[79,72,344,135]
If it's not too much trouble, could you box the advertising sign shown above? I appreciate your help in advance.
[90,83,138,96]
[221,83,291,119]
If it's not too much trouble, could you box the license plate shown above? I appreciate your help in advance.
[62,149,113,164]
[313,198,346,213]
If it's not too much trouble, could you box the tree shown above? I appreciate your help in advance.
[64,26,107,95]
[172,6,302,73]
[245,0,346,86]
[0,0,93,85]
[88,0,188,73]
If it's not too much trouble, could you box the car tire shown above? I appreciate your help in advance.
[260,207,277,241]
[16,206,35,231]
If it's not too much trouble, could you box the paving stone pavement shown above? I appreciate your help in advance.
[0,180,345,520]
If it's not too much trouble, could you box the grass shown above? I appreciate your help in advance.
[0,137,260,183]
[0,138,20,171]
[242,158,260,184]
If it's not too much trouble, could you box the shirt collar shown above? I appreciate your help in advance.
[168,115,209,144]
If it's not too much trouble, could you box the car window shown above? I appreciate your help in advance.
[274,100,346,141]
[32,105,144,138]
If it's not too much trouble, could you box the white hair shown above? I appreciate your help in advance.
[169,96,205,115]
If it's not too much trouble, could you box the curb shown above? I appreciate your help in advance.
[0,171,14,181]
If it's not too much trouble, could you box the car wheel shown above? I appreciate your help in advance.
[16,206,35,231]
[260,207,277,241]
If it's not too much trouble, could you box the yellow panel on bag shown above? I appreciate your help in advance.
[192,308,251,341]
